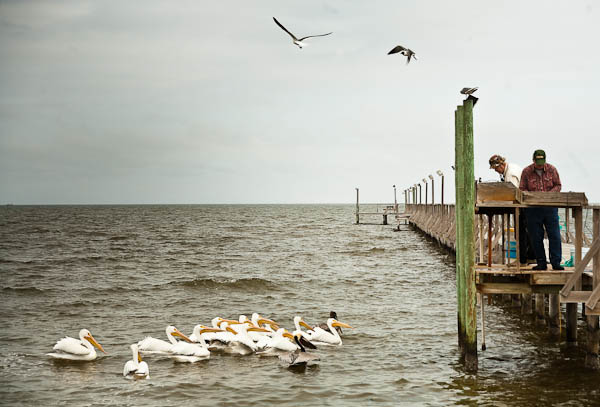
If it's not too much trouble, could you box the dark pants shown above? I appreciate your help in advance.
[526,207,562,268]
[518,209,536,263]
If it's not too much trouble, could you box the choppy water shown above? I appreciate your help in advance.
[0,204,598,406]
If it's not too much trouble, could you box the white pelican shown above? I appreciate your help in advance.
[278,332,320,366]
[293,316,314,333]
[123,344,149,379]
[47,329,106,361]
[169,339,210,363]
[313,311,343,336]
[137,325,192,354]
[256,328,298,356]
[225,324,269,355]
[272,17,332,49]
[189,325,224,344]
[305,318,352,346]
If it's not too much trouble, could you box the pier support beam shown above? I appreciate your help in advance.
[585,208,599,369]
[535,293,546,326]
[455,100,477,371]
[567,207,583,343]
[355,188,360,225]
[548,294,561,337]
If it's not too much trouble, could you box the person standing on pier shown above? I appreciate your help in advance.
[519,149,564,271]
[489,154,536,264]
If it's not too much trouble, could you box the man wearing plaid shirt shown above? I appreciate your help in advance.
[519,149,564,270]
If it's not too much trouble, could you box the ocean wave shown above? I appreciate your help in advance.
[171,277,278,291]
[2,286,48,294]
[338,247,386,256]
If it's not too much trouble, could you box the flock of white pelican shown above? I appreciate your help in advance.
[47,312,352,379]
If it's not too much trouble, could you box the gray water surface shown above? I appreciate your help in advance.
[0,205,598,406]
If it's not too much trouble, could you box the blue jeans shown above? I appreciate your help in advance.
[526,207,562,267]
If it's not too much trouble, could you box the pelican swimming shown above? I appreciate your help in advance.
[137,325,192,354]
[189,325,224,345]
[123,344,149,379]
[278,332,320,366]
[225,323,270,355]
[313,311,343,336]
[273,17,332,49]
[47,328,106,361]
[305,318,352,346]
[169,339,211,363]
[257,328,303,357]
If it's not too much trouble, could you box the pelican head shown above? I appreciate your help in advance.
[166,325,192,343]
[330,318,353,329]
[80,329,106,354]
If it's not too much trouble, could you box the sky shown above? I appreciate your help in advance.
[1,0,599,204]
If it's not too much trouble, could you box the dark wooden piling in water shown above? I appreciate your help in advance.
[455,99,477,370]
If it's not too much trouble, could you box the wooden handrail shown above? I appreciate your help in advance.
[560,237,600,298]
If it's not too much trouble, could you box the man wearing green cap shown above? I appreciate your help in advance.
[519,149,563,270]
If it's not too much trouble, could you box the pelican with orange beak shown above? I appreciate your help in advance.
[123,344,149,379]
[305,318,353,346]
[137,325,192,354]
[47,328,107,361]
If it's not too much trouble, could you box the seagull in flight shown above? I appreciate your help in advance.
[273,17,332,49]
[460,87,478,95]
[387,45,417,64]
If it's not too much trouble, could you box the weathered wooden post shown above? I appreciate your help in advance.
[586,207,599,369]
[418,184,422,204]
[430,175,435,206]
[355,188,360,225]
[455,99,477,370]
[567,207,583,343]
[548,294,561,336]
[535,293,546,325]
[424,178,428,206]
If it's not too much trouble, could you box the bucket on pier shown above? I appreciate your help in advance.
[505,241,516,258]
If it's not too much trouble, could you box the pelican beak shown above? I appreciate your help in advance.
[332,321,353,329]
[247,327,270,333]
[282,332,294,340]
[138,353,143,363]
[226,326,238,335]
[173,329,193,343]
[299,320,312,330]
[220,318,241,325]
[84,334,107,354]
[199,328,223,334]
[257,318,277,326]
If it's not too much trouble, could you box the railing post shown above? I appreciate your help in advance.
[355,188,360,225]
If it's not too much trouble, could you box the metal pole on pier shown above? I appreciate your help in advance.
[393,185,398,213]
[429,174,434,206]
[355,188,360,225]
[455,98,477,371]
[423,178,428,207]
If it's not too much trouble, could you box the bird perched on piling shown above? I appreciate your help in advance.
[273,17,332,49]
[460,87,478,95]
[460,87,479,106]
[387,45,418,64]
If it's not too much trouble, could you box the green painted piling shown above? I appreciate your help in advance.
[455,100,478,370]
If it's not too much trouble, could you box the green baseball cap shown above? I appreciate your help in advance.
[533,149,546,165]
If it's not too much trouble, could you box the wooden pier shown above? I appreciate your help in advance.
[382,97,600,371]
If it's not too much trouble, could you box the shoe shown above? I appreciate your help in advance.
[552,265,565,271]
[532,265,547,270]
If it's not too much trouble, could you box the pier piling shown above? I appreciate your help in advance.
[455,99,477,370]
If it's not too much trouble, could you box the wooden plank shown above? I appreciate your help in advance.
[477,283,532,295]
[560,232,600,297]
[586,302,600,316]
[532,273,571,285]
[586,284,600,311]
[521,191,588,207]
[476,182,521,204]
[561,291,591,303]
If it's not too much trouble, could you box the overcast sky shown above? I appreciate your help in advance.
[1,1,599,204]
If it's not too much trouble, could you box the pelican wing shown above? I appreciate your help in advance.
[171,342,210,357]
[273,17,298,40]
[388,45,407,55]
[298,32,333,41]
[298,336,317,350]
[279,350,320,365]
[137,337,172,353]
[53,337,90,355]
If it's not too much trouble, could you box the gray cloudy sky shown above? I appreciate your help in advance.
[1,0,599,204]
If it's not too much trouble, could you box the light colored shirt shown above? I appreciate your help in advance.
[503,162,522,187]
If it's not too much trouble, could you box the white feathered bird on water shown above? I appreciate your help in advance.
[137,325,192,354]
[123,344,149,379]
[47,328,106,361]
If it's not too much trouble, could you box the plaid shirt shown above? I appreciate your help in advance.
[519,163,562,192]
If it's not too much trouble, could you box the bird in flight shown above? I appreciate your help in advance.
[273,17,332,49]
[460,87,478,95]
[387,45,418,64]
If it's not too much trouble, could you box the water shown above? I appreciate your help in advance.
[0,205,598,406]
